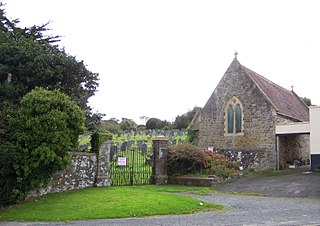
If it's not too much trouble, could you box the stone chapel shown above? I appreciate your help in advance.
[191,56,310,170]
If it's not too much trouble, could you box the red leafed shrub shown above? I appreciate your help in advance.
[167,143,207,176]
[202,150,230,168]
[167,144,231,176]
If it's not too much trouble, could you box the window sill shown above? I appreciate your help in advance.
[224,132,244,137]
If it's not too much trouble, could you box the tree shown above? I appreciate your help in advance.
[300,97,312,106]
[0,87,85,207]
[0,3,99,113]
[174,114,189,129]
[119,118,137,131]
[173,107,201,129]
[146,118,162,130]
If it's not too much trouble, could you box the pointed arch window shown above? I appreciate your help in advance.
[225,97,243,134]
[227,105,234,133]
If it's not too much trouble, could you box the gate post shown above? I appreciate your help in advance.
[151,136,169,185]
[96,141,111,187]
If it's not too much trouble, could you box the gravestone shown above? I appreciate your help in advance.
[137,141,142,150]
[121,141,127,151]
[127,140,132,149]
[110,145,117,160]
[141,143,147,156]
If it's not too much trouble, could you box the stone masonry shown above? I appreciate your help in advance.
[197,59,276,169]
[28,152,97,198]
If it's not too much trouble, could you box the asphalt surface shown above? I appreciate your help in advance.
[1,166,320,226]
[213,166,320,198]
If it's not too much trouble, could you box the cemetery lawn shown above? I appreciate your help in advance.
[0,185,224,222]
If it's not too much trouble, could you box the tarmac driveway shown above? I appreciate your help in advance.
[213,166,320,198]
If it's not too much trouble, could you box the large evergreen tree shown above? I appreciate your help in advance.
[0,3,99,113]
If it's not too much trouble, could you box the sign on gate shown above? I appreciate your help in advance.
[117,157,126,166]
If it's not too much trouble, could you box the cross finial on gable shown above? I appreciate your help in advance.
[234,51,238,59]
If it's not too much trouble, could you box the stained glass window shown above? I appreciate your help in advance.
[235,104,242,133]
[227,105,234,133]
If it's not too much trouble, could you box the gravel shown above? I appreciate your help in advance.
[1,193,320,226]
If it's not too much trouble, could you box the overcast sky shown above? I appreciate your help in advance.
[3,0,320,124]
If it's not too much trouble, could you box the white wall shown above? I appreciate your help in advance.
[310,106,320,154]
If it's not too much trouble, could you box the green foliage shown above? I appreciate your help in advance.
[90,130,113,153]
[0,87,85,207]
[145,118,170,130]
[0,3,99,119]
[173,107,201,129]
[167,144,231,177]
[187,129,197,143]
[174,114,189,129]
[100,118,121,133]
[119,118,137,131]
[167,144,206,176]
[300,96,312,106]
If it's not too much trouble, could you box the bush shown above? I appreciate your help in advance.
[0,87,85,207]
[167,144,207,176]
[90,129,113,154]
[167,144,231,177]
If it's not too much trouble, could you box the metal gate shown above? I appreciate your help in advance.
[109,145,153,186]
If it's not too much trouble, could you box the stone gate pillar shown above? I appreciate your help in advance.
[151,136,169,185]
[96,141,111,187]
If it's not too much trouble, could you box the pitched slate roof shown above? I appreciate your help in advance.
[241,63,309,122]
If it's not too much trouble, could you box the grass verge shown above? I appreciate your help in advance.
[0,185,223,222]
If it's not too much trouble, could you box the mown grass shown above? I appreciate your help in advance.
[0,185,223,222]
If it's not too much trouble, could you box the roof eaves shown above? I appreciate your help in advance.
[276,111,304,122]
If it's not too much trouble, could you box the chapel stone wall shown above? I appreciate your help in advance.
[198,60,277,169]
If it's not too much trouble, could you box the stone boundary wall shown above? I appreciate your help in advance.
[219,149,264,170]
[28,152,97,198]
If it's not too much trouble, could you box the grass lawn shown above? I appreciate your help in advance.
[0,185,224,222]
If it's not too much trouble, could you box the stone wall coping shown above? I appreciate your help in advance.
[68,151,96,156]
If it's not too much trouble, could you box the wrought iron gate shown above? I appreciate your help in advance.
[109,145,153,186]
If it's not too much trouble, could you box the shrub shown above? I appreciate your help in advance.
[90,129,113,154]
[0,87,85,207]
[167,144,207,176]
[167,144,231,177]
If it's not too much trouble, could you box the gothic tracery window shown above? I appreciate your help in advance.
[226,97,243,134]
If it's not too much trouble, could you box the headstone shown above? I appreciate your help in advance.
[127,140,132,149]
[121,141,127,151]
[141,143,147,156]
[110,145,117,160]
[137,140,142,150]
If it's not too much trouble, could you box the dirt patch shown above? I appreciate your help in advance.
[212,166,320,198]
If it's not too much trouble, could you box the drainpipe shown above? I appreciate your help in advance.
[276,135,280,170]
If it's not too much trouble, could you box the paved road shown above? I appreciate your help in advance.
[213,166,320,198]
